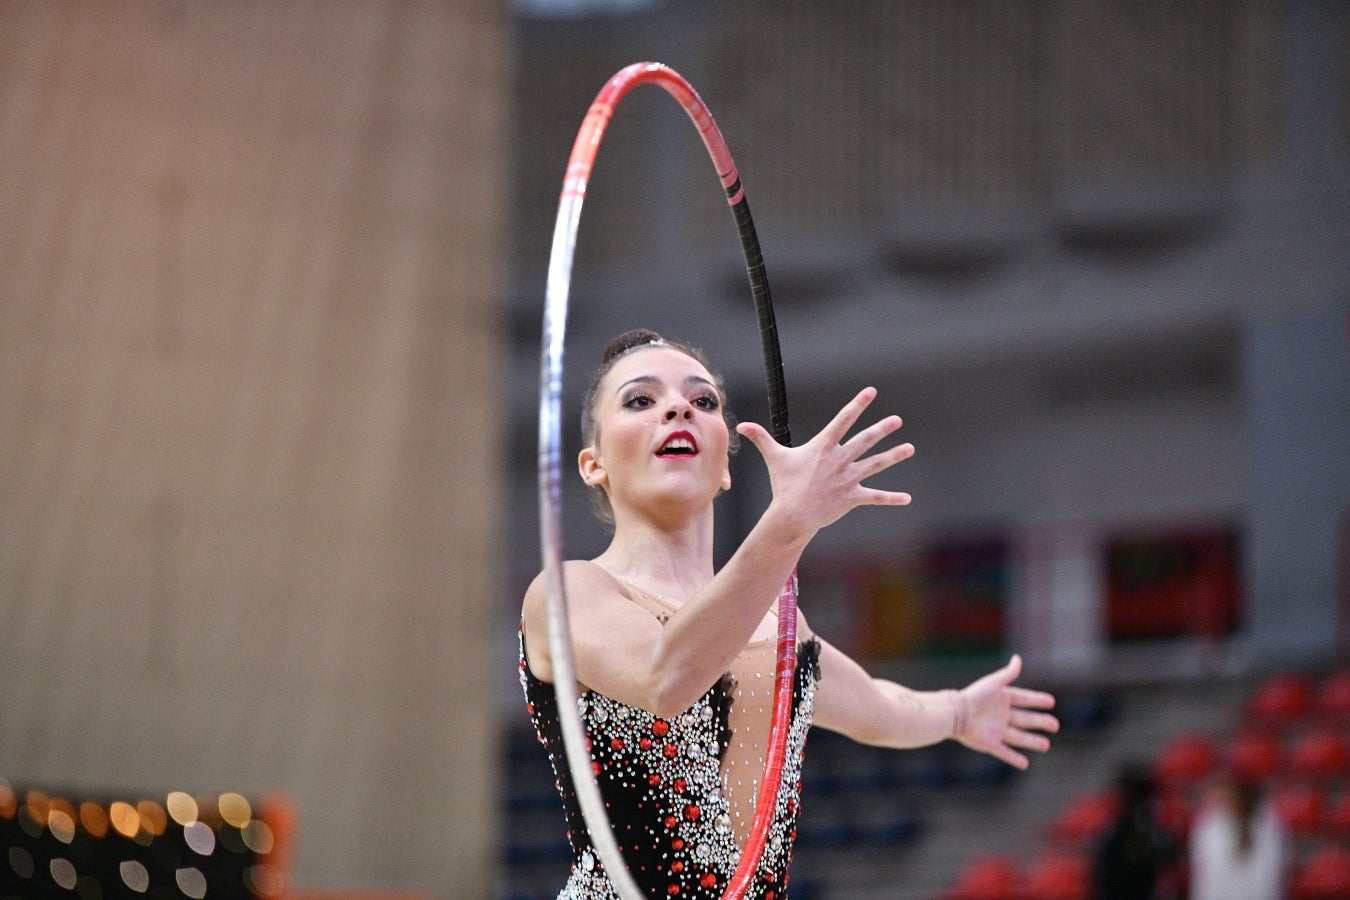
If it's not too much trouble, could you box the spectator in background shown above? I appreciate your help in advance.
[1189,770,1287,900]
[1094,765,1175,899]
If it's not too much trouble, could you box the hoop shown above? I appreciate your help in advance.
[537,62,798,899]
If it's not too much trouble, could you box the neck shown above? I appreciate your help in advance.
[594,504,716,601]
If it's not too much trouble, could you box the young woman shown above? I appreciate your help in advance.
[520,328,1059,899]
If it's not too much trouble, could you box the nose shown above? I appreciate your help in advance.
[663,398,693,420]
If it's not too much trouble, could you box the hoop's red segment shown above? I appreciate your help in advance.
[728,573,800,897]
[548,61,798,900]
[562,62,745,206]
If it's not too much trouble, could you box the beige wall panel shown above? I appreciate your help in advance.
[0,2,507,895]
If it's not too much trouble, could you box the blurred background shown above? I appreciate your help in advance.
[1,1,1346,899]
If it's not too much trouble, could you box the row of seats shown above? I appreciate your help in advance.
[941,844,1350,900]
[1244,670,1350,731]
[1157,727,1350,789]
[940,668,1350,900]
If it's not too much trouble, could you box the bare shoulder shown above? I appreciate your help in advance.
[521,560,629,682]
[522,559,624,615]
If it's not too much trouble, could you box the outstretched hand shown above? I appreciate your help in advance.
[952,654,1059,770]
[736,387,914,540]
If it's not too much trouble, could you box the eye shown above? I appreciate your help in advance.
[692,393,720,411]
[621,391,654,409]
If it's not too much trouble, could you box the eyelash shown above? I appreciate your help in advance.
[621,392,654,409]
[621,392,720,411]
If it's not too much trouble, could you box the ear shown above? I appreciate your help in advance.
[720,460,732,492]
[578,445,608,488]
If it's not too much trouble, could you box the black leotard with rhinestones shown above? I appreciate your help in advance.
[519,619,820,900]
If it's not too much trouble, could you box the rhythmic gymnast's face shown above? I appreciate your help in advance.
[578,346,733,518]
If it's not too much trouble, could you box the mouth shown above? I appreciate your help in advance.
[656,430,699,457]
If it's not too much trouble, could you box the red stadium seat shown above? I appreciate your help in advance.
[1046,789,1119,845]
[1289,727,1350,780]
[1226,730,1285,783]
[1273,781,1326,836]
[1246,672,1316,730]
[1153,733,1220,790]
[1325,790,1350,837]
[1023,853,1090,900]
[1317,669,1350,721]
[943,854,1021,900]
[1292,845,1350,900]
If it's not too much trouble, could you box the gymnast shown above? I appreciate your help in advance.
[520,328,1060,898]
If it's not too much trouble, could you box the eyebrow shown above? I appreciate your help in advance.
[614,374,717,396]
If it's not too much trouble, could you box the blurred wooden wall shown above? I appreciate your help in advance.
[0,2,507,894]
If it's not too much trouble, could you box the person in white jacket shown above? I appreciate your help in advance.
[1189,771,1288,900]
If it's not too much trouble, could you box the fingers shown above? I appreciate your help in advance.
[1005,727,1051,755]
[842,412,904,457]
[961,654,1059,769]
[742,388,915,525]
[983,657,1057,711]
[994,697,1058,767]
[854,440,915,482]
[1008,686,1058,711]
[1011,708,1061,736]
[990,744,1030,771]
[855,487,913,507]
[821,386,879,444]
[832,393,912,492]
[984,719,1054,771]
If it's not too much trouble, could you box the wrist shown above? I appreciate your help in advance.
[944,688,966,742]
[760,498,817,549]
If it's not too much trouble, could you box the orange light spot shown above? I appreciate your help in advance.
[80,803,109,838]
[110,801,140,839]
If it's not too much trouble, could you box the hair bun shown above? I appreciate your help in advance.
[601,328,667,364]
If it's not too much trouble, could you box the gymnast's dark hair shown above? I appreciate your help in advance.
[580,328,739,526]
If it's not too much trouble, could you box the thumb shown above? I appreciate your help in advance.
[735,422,774,456]
[987,653,1022,690]
[967,653,1021,695]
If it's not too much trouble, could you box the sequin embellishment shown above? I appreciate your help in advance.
[520,629,820,899]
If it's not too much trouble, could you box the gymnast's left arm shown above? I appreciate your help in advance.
[811,638,1059,770]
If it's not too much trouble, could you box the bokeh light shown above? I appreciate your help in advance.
[109,801,140,839]
[0,780,15,819]
[48,807,77,844]
[8,846,34,879]
[244,863,285,898]
[183,819,216,856]
[16,802,41,838]
[2,788,284,898]
[119,859,149,892]
[79,801,109,838]
[166,791,198,826]
[241,818,275,854]
[218,792,251,829]
[176,866,208,899]
[137,799,168,837]
[50,856,78,890]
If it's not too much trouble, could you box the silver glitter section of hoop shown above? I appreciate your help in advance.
[540,148,645,900]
